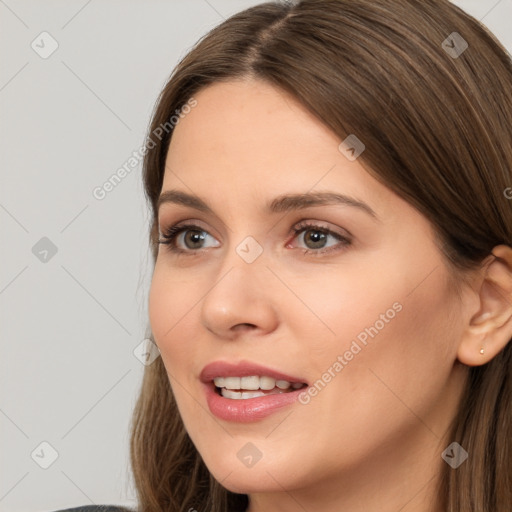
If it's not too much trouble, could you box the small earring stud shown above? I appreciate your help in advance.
[479,348,485,355]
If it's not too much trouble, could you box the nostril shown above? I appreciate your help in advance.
[234,323,256,330]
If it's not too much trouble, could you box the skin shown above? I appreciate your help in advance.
[148,78,512,512]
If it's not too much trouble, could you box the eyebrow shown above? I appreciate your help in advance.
[157,189,379,219]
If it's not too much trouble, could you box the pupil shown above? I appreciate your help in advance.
[305,229,326,248]
[186,230,205,248]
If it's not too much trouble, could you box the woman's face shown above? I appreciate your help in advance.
[149,79,468,504]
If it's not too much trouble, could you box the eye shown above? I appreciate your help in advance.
[158,220,352,257]
[288,220,352,255]
[158,223,220,254]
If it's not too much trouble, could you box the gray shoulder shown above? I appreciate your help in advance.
[51,506,135,512]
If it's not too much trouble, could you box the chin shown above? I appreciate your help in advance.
[197,443,310,494]
[211,465,295,494]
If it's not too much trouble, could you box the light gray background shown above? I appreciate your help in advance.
[1,1,510,511]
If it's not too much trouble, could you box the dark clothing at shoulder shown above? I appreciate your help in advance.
[51,505,135,512]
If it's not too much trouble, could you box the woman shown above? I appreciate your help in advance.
[57,0,512,510]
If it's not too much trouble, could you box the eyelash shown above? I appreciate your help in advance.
[158,221,352,257]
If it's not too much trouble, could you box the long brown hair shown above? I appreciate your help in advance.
[128,1,512,510]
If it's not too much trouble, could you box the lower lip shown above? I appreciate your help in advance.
[203,382,305,422]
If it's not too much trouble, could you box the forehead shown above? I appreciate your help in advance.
[160,79,415,226]
[166,78,338,165]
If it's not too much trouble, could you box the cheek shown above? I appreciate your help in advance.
[312,262,458,429]
[296,244,456,364]
[148,265,206,423]
[280,260,404,366]
[148,263,198,365]
[293,250,457,399]
[148,266,173,346]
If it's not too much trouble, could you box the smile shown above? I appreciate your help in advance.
[200,361,310,422]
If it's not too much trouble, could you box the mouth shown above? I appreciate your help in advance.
[213,375,307,400]
[200,360,309,422]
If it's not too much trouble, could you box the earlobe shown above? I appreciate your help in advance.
[457,245,512,367]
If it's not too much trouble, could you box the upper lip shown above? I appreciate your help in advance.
[200,360,308,385]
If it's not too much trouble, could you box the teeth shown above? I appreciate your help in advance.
[240,376,260,390]
[221,389,267,399]
[213,375,304,391]
[260,376,276,390]
[221,388,290,399]
[213,377,226,388]
[221,377,240,389]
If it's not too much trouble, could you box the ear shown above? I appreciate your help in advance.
[457,245,512,366]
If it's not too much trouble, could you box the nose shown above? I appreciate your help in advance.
[200,252,280,341]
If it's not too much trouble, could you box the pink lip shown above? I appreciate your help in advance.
[200,360,308,423]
